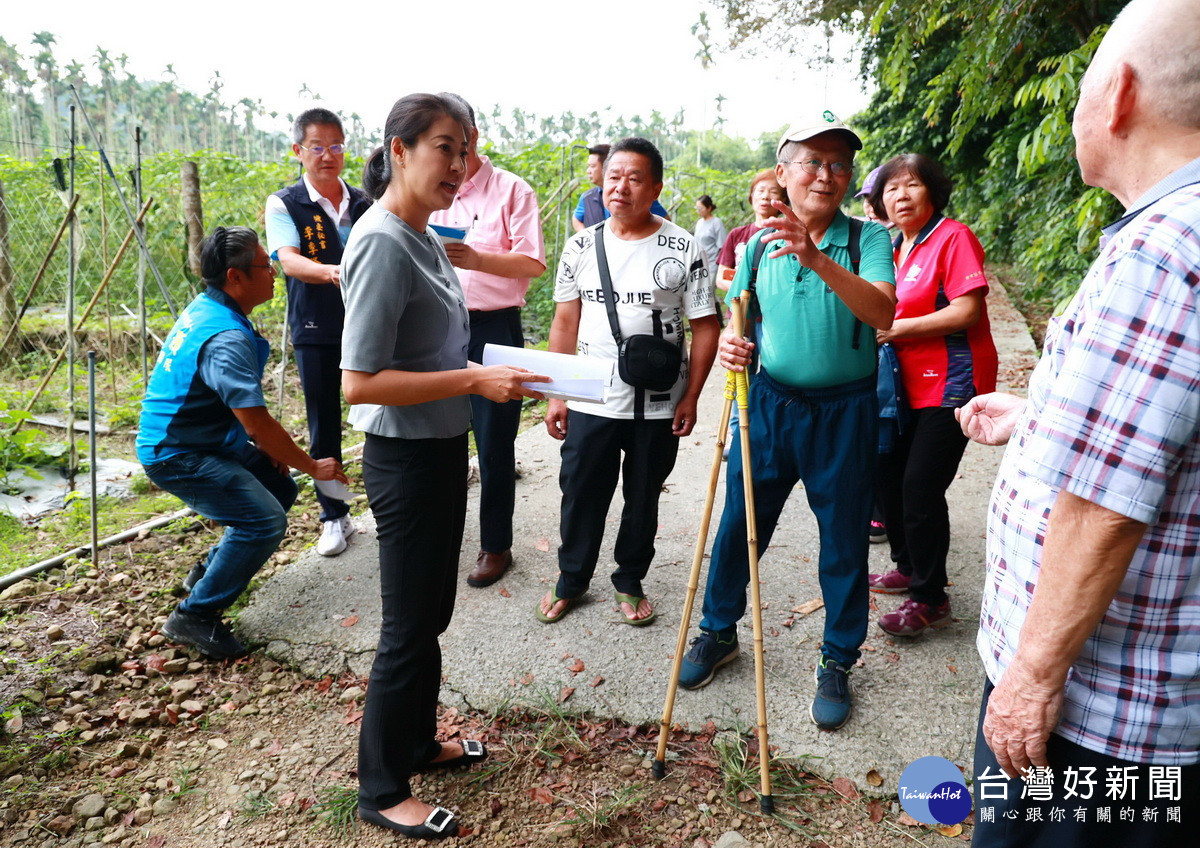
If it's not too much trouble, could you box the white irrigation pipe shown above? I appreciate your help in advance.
[0,507,197,592]
[0,442,369,593]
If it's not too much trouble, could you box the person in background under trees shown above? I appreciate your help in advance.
[137,226,347,661]
[428,93,546,589]
[693,193,727,269]
[264,108,371,558]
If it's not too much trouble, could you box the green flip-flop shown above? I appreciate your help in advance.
[535,588,577,623]
[614,592,657,627]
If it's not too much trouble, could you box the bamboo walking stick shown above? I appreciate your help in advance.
[653,365,736,780]
[731,293,773,814]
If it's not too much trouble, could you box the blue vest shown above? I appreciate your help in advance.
[136,287,270,465]
[275,179,371,345]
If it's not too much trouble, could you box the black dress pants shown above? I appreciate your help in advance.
[876,406,968,606]
[972,679,1199,847]
[293,343,349,523]
[467,308,524,554]
[357,432,466,811]
[555,411,679,599]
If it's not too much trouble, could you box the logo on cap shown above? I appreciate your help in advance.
[823,110,836,123]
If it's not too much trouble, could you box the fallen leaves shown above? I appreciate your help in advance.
[832,777,859,799]
[558,686,575,704]
[937,823,964,837]
[790,599,824,617]
[867,799,886,823]
[498,586,511,598]
[528,786,554,804]
[589,675,604,688]
[865,768,884,787]
[339,615,359,628]
[566,657,585,674]
[536,538,551,552]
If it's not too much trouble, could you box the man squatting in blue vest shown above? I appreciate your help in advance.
[137,227,347,660]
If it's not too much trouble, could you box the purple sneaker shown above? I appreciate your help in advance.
[878,598,952,637]
[868,569,911,594]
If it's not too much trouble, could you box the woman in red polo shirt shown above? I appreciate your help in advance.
[866,154,998,636]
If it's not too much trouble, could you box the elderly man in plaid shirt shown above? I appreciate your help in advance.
[957,0,1200,844]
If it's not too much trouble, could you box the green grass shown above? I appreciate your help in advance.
[712,730,823,838]
[0,490,187,579]
[551,782,648,836]
[312,784,358,836]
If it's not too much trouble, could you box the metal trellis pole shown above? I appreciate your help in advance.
[88,351,99,568]
[67,105,77,490]
[135,126,148,387]
[69,84,177,319]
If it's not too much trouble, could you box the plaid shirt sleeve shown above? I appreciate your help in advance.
[1021,211,1200,525]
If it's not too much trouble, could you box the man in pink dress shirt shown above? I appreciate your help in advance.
[429,93,547,587]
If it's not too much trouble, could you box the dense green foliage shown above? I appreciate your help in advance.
[709,0,1128,307]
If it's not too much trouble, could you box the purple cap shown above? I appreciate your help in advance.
[855,166,882,198]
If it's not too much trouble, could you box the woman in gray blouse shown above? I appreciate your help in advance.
[340,92,547,840]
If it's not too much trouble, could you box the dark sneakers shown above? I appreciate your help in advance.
[162,608,248,660]
[182,564,206,593]
[811,656,853,730]
[678,631,739,689]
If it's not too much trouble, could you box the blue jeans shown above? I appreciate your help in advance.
[144,444,297,615]
[700,370,876,665]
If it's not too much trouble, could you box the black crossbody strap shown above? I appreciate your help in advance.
[593,223,624,347]
[743,233,770,325]
[848,216,864,350]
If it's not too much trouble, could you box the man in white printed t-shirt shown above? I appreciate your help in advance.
[536,137,720,626]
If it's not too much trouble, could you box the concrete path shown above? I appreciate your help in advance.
[239,285,1038,795]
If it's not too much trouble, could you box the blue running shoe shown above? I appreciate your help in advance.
[811,655,853,730]
[678,630,739,690]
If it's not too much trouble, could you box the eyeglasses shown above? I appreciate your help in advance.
[782,158,852,177]
[250,260,281,277]
[298,143,345,156]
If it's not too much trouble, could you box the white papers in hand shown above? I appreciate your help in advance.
[314,478,355,501]
[482,343,611,404]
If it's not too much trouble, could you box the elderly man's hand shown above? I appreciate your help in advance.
[762,200,822,266]
[983,660,1064,779]
[718,328,754,372]
[956,392,1026,446]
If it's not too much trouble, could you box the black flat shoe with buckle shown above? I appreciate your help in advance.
[417,738,488,772]
[359,805,459,840]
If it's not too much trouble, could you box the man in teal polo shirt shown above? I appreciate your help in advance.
[678,111,897,730]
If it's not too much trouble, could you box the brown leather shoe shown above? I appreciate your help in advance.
[467,549,512,587]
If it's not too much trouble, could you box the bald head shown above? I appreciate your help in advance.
[1089,0,1200,128]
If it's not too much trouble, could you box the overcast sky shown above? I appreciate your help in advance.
[2,0,872,143]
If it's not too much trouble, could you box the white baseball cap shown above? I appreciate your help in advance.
[776,109,863,156]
